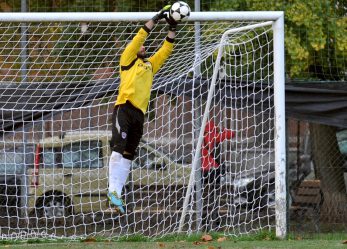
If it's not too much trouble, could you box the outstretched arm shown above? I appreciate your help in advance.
[145,4,171,32]
[220,129,235,141]
[212,127,235,144]
[166,15,177,39]
[167,29,176,40]
[204,124,235,150]
[148,15,177,74]
[144,19,156,31]
[120,6,171,67]
[120,26,148,67]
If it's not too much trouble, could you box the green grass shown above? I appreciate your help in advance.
[1,232,347,249]
[1,239,347,249]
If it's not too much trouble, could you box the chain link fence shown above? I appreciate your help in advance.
[287,118,347,234]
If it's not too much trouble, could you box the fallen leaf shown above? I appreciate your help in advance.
[217,237,227,242]
[208,246,216,249]
[82,237,97,243]
[201,234,213,242]
[158,242,165,248]
[193,241,209,245]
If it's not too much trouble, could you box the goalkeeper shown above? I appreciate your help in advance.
[107,6,178,214]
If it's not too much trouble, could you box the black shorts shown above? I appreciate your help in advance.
[202,166,224,186]
[110,101,144,160]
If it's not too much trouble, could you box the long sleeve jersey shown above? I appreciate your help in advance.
[201,120,235,172]
[115,26,174,114]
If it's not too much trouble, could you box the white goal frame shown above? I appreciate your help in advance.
[0,11,286,239]
[176,16,286,238]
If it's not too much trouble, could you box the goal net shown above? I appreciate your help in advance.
[0,12,285,240]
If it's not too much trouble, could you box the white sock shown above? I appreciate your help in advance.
[108,151,122,194]
[114,157,131,197]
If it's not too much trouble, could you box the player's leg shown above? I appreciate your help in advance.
[211,166,222,229]
[108,102,144,213]
[108,105,130,213]
[121,104,144,208]
[202,168,214,231]
[120,101,144,192]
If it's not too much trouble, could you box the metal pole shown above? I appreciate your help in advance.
[20,0,28,83]
[193,0,203,233]
[20,0,28,222]
[273,13,287,239]
[179,25,228,233]
[0,12,284,22]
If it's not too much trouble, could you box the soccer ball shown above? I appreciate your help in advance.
[169,1,191,22]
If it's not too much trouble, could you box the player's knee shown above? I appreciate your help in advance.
[110,151,122,163]
[123,152,134,160]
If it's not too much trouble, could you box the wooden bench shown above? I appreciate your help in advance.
[290,180,324,232]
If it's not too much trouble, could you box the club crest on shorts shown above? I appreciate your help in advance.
[121,132,127,139]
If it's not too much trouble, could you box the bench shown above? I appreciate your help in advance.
[290,180,324,232]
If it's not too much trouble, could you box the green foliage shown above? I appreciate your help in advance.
[0,0,345,81]
[0,0,197,12]
[284,0,345,80]
[53,23,116,82]
[209,0,347,80]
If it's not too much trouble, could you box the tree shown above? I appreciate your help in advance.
[207,0,347,223]
[208,0,347,80]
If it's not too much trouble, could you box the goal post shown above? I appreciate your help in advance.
[178,19,286,238]
[0,11,286,240]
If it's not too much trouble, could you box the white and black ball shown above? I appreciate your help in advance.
[169,1,191,22]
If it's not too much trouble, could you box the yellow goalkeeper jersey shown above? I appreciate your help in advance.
[115,26,174,114]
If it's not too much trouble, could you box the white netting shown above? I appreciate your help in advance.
[0,15,281,240]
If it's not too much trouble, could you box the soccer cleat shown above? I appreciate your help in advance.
[107,192,125,214]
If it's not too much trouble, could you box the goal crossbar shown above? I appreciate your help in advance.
[0,11,284,22]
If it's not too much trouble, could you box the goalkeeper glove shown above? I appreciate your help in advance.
[165,15,177,32]
[152,5,171,24]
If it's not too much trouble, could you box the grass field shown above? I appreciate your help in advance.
[2,240,347,249]
[2,232,347,249]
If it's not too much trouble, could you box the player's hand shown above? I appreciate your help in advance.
[152,5,171,24]
[165,15,178,32]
